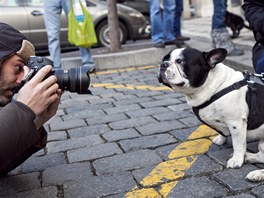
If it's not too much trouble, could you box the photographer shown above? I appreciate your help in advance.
[0,23,62,176]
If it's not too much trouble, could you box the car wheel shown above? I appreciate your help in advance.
[96,20,127,47]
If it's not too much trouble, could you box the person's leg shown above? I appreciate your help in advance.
[174,0,183,37]
[79,48,95,70]
[162,0,176,42]
[150,0,164,45]
[211,0,243,56]
[212,0,227,29]
[44,0,62,68]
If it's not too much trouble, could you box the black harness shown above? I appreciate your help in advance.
[192,71,264,137]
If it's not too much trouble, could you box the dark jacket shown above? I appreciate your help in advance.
[242,0,264,70]
[242,0,264,44]
[0,101,47,176]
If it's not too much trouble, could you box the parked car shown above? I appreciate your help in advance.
[115,0,150,22]
[0,0,149,52]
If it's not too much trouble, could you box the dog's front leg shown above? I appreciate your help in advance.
[227,121,247,168]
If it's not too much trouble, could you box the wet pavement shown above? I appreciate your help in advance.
[1,17,264,198]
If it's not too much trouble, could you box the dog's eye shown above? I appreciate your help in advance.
[176,59,183,64]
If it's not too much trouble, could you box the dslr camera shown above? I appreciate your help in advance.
[16,56,92,94]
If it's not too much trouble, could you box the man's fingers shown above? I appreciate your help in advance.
[30,65,53,83]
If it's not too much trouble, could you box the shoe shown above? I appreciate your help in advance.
[165,39,184,47]
[176,35,191,41]
[154,42,165,48]
[228,48,244,56]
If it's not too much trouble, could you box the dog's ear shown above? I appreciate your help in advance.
[203,48,227,68]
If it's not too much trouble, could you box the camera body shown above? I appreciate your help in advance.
[27,56,92,94]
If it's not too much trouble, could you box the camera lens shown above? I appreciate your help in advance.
[54,66,91,94]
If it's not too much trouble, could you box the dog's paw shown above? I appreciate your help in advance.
[246,170,264,182]
[227,157,243,168]
[212,134,226,145]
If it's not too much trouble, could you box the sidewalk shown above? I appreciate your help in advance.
[61,16,256,73]
[2,17,263,198]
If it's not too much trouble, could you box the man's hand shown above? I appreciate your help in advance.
[17,65,62,129]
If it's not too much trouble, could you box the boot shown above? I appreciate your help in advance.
[211,28,244,56]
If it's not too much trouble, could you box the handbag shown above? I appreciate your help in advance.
[68,0,97,48]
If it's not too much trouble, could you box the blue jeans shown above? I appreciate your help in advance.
[212,0,227,29]
[44,0,95,69]
[174,0,183,37]
[150,0,176,43]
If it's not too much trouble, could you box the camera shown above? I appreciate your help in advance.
[21,56,92,94]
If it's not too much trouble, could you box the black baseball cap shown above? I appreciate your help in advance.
[0,23,35,64]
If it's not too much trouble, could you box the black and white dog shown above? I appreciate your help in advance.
[158,47,264,182]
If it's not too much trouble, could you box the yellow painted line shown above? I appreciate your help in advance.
[125,125,218,198]
[91,65,157,75]
[91,83,171,91]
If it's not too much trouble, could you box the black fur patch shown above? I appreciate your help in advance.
[182,48,211,87]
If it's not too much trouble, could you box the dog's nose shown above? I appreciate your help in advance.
[161,61,170,69]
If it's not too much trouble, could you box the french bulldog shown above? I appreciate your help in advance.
[158,47,264,182]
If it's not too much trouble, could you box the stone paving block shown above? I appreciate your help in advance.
[102,128,141,142]
[109,116,157,130]
[49,119,87,131]
[86,113,128,125]
[207,148,233,166]
[140,98,182,108]
[134,90,165,98]
[42,162,93,186]
[104,104,141,114]
[0,172,40,196]
[21,153,66,173]
[47,131,67,142]
[93,149,163,175]
[131,165,156,183]
[88,97,116,104]
[136,120,186,135]
[119,134,177,152]
[47,135,104,154]
[168,103,192,112]
[67,143,123,163]
[251,184,264,198]
[125,107,171,118]
[167,176,227,198]
[185,155,223,176]
[226,194,256,198]
[153,110,193,122]
[64,172,136,198]
[113,97,153,106]
[15,186,58,198]
[155,143,180,160]
[67,124,111,138]
[65,103,113,114]
[179,116,201,127]
[62,109,106,120]
[152,92,183,100]
[213,164,263,191]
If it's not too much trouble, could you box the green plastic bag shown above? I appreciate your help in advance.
[68,0,97,48]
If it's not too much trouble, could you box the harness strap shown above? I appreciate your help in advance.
[192,72,250,137]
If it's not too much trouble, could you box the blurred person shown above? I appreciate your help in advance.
[0,23,62,176]
[150,0,184,48]
[211,0,244,56]
[44,0,95,70]
[174,0,190,41]
[242,0,264,73]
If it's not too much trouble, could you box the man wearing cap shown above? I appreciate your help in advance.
[0,23,62,176]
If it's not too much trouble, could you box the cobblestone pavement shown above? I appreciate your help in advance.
[1,65,264,198]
